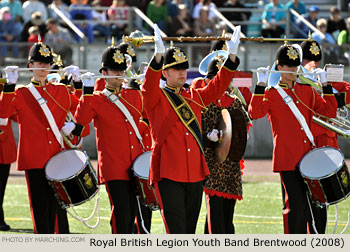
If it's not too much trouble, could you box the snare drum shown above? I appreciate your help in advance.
[45,149,98,208]
[299,147,350,206]
[131,151,159,211]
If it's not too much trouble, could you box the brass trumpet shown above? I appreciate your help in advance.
[122,30,313,47]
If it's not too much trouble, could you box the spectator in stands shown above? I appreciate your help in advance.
[337,17,350,63]
[261,0,286,39]
[69,0,94,43]
[194,6,217,37]
[27,25,40,52]
[146,0,168,32]
[91,0,111,43]
[284,0,306,37]
[21,11,47,42]
[22,0,48,23]
[192,0,217,21]
[295,5,319,38]
[326,7,346,39]
[0,0,23,24]
[48,0,71,21]
[168,3,192,37]
[284,0,306,21]
[107,0,129,41]
[0,6,20,64]
[222,0,251,35]
[312,18,338,64]
[45,18,75,65]
[168,0,193,17]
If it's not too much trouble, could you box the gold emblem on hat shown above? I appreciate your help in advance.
[287,47,298,60]
[52,53,63,66]
[39,44,51,57]
[113,49,125,64]
[310,42,320,56]
[127,45,136,56]
[173,48,187,62]
[216,57,224,69]
[222,43,227,52]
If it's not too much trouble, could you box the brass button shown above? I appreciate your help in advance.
[49,141,52,144]
[188,148,191,152]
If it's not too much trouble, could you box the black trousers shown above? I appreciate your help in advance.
[106,180,137,234]
[158,179,203,234]
[55,203,70,234]
[25,169,57,234]
[204,195,236,234]
[133,203,152,234]
[309,201,327,234]
[0,164,10,224]
[280,170,311,234]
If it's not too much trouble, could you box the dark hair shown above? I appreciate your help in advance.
[45,17,57,25]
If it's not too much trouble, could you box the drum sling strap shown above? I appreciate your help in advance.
[27,83,65,149]
[275,85,316,147]
[101,89,145,150]
[161,87,204,153]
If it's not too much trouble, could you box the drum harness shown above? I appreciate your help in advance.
[102,88,152,234]
[276,85,350,234]
[28,83,101,229]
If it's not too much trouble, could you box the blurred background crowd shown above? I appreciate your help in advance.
[0,0,350,67]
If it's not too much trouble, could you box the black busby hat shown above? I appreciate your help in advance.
[210,40,227,52]
[275,44,301,67]
[300,40,322,62]
[118,42,137,63]
[28,42,53,64]
[99,45,127,73]
[50,53,68,85]
[206,58,224,78]
[163,47,189,70]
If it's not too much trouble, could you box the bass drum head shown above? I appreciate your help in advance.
[132,151,151,179]
[45,149,87,181]
[299,147,344,179]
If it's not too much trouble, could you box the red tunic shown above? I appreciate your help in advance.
[0,114,17,165]
[0,80,83,171]
[142,56,240,184]
[248,82,337,172]
[74,87,144,184]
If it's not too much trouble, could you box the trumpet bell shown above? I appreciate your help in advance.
[199,50,228,75]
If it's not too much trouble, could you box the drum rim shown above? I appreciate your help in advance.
[45,149,89,182]
[299,146,345,179]
[131,150,152,179]
[316,190,350,206]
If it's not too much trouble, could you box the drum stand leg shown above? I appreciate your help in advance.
[66,187,101,229]
[136,195,150,234]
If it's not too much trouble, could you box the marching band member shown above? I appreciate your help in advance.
[248,44,337,234]
[0,75,17,231]
[74,44,144,234]
[0,42,86,234]
[142,24,241,234]
[300,40,350,233]
[192,53,252,233]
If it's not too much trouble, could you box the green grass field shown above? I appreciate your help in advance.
[1,180,350,234]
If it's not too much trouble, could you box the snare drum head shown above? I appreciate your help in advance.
[45,149,87,180]
[132,151,151,178]
[299,147,344,178]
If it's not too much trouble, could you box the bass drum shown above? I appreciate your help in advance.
[299,147,350,206]
[45,149,98,208]
[131,151,159,211]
